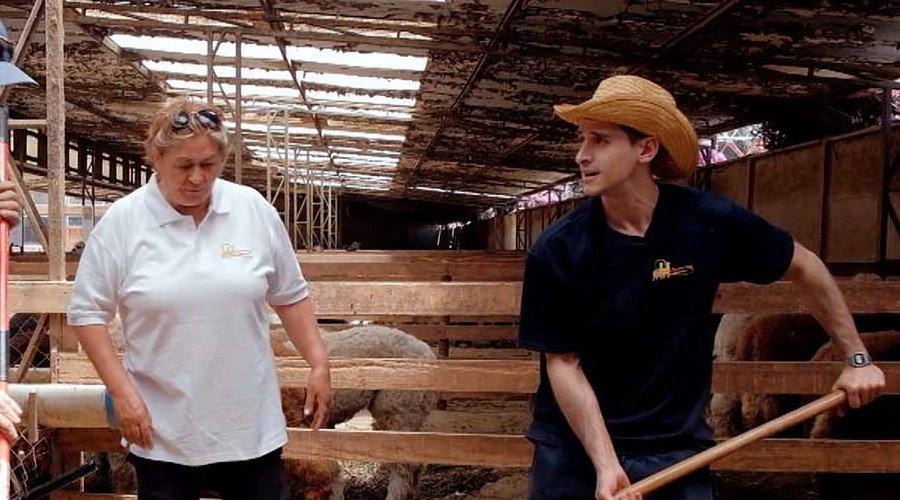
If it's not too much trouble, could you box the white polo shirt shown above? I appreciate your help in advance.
[68,175,308,466]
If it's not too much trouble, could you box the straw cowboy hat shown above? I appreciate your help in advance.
[0,20,36,86]
[554,75,698,180]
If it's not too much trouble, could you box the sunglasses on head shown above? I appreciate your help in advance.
[170,109,222,135]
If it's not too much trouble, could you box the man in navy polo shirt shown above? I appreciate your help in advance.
[518,75,886,500]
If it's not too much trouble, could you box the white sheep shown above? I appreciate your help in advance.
[274,324,438,500]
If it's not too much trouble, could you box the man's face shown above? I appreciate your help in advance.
[575,120,656,197]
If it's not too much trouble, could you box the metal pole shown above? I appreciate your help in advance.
[0,106,11,500]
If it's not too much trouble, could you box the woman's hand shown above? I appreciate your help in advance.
[113,389,153,449]
[304,364,330,430]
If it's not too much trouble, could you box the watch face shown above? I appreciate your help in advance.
[849,352,870,367]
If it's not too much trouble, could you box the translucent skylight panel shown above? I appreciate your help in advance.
[322,129,406,142]
[167,80,300,99]
[311,105,412,120]
[410,186,516,199]
[301,72,419,91]
[330,146,401,156]
[307,90,415,107]
[144,61,295,82]
[286,46,427,71]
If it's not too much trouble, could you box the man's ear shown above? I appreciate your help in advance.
[637,136,660,166]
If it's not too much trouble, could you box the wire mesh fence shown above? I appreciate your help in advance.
[10,430,53,498]
[6,313,54,496]
[9,313,51,383]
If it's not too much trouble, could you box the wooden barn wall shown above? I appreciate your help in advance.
[750,143,824,254]
[707,125,900,263]
[482,213,517,251]
[487,125,900,260]
[824,131,884,262]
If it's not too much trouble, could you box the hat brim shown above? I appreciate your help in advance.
[553,98,699,180]
[0,62,36,86]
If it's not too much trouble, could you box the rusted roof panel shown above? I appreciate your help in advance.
[1,0,897,207]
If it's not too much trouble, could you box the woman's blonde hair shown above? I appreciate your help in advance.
[144,97,230,166]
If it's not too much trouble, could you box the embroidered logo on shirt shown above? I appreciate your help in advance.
[221,243,253,259]
[652,259,694,281]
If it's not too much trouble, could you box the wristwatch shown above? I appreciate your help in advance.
[845,351,873,368]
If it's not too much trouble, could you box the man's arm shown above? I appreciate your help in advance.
[546,353,637,500]
[782,242,885,408]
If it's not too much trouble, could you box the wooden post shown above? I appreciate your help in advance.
[46,0,84,485]
[234,33,243,184]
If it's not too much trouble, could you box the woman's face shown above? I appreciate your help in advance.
[153,135,224,218]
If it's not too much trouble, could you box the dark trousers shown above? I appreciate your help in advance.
[127,448,288,500]
[528,440,713,500]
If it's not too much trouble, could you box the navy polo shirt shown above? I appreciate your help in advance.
[518,183,794,454]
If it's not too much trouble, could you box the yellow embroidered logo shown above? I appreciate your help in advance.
[221,243,252,259]
[652,259,694,281]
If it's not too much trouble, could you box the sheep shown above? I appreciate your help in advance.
[806,331,900,440]
[706,313,830,438]
[707,308,900,438]
[273,324,439,500]
[89,324,437,500]
[707,313,754,438]
[804,331,900,500]
[733,313,829,434]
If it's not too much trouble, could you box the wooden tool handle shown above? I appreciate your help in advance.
[615,390,847,498]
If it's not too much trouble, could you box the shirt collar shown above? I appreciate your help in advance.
[145,174,230,226]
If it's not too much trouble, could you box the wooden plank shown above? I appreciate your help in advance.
[8,260,78,277]
[15,280,900,315]
[297,252,525,281]
[310,282,521,317]
[9,281,522,315]
[52,428,900,473]
[285,429,531,467]
[56,354,540,393]
[58,354,900,396]
[11,281,72,313]
[713,361,900,394]
[300,261,451,281]
[7,251,525,280]
[318,324,518,342]
[711,281,900,314]
[55,427,532,467]
[713,438,900,473]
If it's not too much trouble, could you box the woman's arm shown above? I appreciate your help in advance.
[272,298,330,429]
[72,324,153,448]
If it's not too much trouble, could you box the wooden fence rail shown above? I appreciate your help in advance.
[11,280,900,315]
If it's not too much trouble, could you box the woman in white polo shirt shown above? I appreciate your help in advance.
[67,98,330,500]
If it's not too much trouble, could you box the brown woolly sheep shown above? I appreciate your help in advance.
[732,313,829,434]
[707,313,754,438]
[806,331,900,500]
[706,313,829,438]
[806,331,900,440]
[708,309,900,438]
